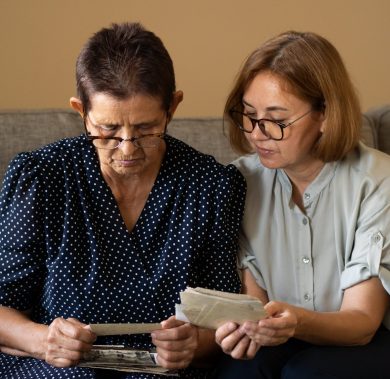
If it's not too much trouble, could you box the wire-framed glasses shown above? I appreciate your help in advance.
[84,115,167,149]
[87,133,166,149]
[229,108,312,141]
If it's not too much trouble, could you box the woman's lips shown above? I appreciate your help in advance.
[255,146,275,156]
[116,158,139,167]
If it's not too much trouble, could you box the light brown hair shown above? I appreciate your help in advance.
[225,31,361,161]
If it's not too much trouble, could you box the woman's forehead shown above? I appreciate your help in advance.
[88,93,165,123]
[89,93,164,112]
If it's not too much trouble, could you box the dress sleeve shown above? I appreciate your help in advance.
[195,164,246,293]
[0,153,46,310]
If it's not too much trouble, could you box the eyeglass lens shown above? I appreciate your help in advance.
[92,135,163,150]
[241,116,283,140]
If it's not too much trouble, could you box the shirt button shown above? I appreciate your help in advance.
[304,294,311,301]
[302,218,308,225]
[372,233,382,244]
[302,257,310,264]
[304,193,311,200]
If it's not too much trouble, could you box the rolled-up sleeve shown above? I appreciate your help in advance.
[237,230,267,290]
[340,175,390,293]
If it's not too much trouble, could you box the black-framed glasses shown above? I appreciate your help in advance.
[84,114,168,149]
[229,108,312,141]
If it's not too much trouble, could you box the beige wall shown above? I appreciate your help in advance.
[1,0,389,117]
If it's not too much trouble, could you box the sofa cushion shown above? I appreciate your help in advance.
[361,114,377,149]
[364,105,390,154]
[0,109,84,180]
[168,118,238,165]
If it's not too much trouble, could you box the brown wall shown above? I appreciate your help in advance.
[1,0,389,117]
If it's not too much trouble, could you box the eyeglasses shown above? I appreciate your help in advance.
[87,133,166,149]
[84,114,167,150]
[229,108,312,141]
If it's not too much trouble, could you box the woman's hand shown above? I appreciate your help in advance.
[215,322,260,360]
[242,301,298,345]
[151,316,199,369]
[215,301,298,359]
[45,317,96,367]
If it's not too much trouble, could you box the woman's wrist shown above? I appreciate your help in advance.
[292,305,311,340]
[21,321,48,360]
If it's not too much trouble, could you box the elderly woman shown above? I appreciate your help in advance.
[0,23,245,378]
[215,31,390,378]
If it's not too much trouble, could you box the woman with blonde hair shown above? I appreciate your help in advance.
[215,31,390,378]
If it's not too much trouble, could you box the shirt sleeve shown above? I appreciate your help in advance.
[0,153,46,310]
[195,164,246,294]
[237,229,267,290]
[341,174,390,293]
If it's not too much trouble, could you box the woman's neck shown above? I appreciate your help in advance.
[285,159,325,211]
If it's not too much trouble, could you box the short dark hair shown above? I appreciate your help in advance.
[226,31,361,162]
[76,22,176,115]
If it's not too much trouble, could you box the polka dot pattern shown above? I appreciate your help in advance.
[0,134,246,378]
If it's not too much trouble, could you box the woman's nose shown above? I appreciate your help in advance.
[250,122,269,140]
[118,127,138,153]
[118,138,138,155]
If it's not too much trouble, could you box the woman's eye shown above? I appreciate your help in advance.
[245,112,257,118]
[137,125,155,134]
[99,125,118,132]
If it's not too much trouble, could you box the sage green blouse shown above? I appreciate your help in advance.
[234,143,390,328]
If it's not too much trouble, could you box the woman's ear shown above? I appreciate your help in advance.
[320,119,326,133]
[167,91,184,121]
[319,106,326,133]
[70,97,84,117]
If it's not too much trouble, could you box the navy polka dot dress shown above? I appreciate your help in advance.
[0,134,246,378]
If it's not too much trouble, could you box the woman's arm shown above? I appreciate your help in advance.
[292,275,389,345]
[242,270,388,346]
[216,270,389,358]
[0,306,96,367]
[0,306,47,359]
[241,268,269,304]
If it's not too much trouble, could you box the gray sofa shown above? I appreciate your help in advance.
[0,106,389,183]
